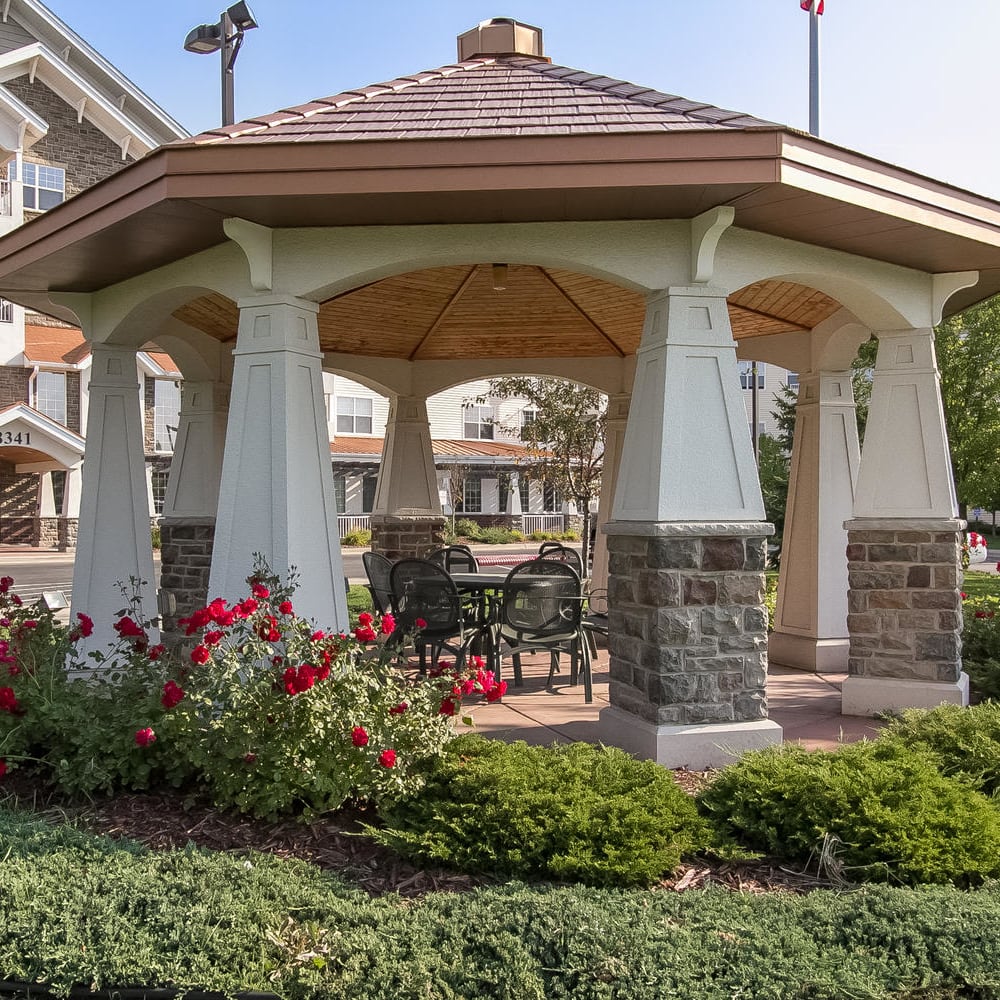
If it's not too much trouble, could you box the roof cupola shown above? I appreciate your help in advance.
[457,17,547,61]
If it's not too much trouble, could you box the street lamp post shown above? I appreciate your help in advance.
[183,2,258,127]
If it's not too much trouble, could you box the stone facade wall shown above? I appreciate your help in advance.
[606,525,771,726]
[66,371,81,433]
[845,521,963,683]
[3,78,135,200]
[0,460,36,542]
[0,366,30,406]
[370,516,446,561]
[35,515,77,549]
[159,517,215,641]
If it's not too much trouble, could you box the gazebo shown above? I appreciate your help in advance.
[1,18,999,766]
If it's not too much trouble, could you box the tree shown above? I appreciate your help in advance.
[936,298,1000,519]
[486,377,605,569]
[757,434,790,542]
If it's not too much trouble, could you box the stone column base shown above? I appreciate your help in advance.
[370,514,446,561]
[842,673,969,717]
[768,632,850,673]
[159,516,215,641]
[600,706,782,768]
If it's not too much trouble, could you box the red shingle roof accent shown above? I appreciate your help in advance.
[330,436,534,459]
[22,325,90,365]
[183,56,777,147]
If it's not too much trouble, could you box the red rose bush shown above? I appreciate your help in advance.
[0,558,504,819]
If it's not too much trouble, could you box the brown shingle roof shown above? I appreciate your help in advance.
[183,56,777,146]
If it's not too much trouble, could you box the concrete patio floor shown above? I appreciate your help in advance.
[474,646,886,753]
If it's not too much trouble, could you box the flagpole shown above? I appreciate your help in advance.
[808,0,821,136]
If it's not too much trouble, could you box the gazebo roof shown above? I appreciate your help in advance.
[1,16,999,329]
[182,54,777,146]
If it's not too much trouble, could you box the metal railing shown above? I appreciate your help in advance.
[0,179,11,216]
[521,514,565,535]
[338,514,371,537]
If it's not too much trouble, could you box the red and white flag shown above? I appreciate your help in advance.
[800,0,824,12]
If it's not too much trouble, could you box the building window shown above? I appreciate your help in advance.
[10,160,65,211]
[463,405,494,440]
[543,482,562,512]
[786,372,799,389]
[333,475,347,514]
[33,371,66,424]
[739,361,765,390]
[336,396,373,434]
[51,470,66,514]
[154,380,181,452]
[0,298,12,323]
[519,478,530,512]
[748,421,766,440]
[521,408,537,428]
[458,477,482,513]
[151,469,170,515]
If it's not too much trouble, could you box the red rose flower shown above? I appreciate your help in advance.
[311,630,325,641]
[389,702,408,715]
[0,576,12,593]
[0,686,20,714]
[380,613,396,635]
[244,753,257,764]
[0,758,6,778]
[414,618,427,629]
[161,680,185,709]
[251,582,270,600]
[236,598,258,618]
[354,625,377,643]
[283,664,317,695]
[485,681,508,703]
[279,600,294,616]
[147,644,166,661]
[114,615,146,640]
[438,696,458,717]
[204,630,224,647]
[351,726,369,747]
[134,727,156,747]
[190,644,211,665]
[379,749,397,768]
[358,612,373,627]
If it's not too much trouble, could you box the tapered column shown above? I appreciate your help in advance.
[770,372,859,672]
[590,392,629,597]
[370,395,445,559]
[602,287,780,768]
[160,380,230,636]
[209,295,347,630]
[842,328,966,715]
[71,343,158,654]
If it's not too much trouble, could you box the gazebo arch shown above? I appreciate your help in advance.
[0,17,998,766]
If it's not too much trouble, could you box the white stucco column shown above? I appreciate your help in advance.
[38,472,57,517]
[208,295,348,630]
[370,394,445,558]
[508,471,522,515]
[63,464,82,517]
[164,380,229,518]
[601,286,780,767]
[71,343,158,653]
[843,327,966,714]
[590,392,630,597]
[770,371,860,672]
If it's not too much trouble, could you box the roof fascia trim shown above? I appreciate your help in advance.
[0,400,85,450]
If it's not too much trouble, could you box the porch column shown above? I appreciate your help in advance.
[35,472,57,548]
[59,463,82,549]
[590,392,630,597]
[601,287,781,767]
[71,343,158,654]
[842,328,966,715]
[208,295,348,631]
[507,470,523,532]
[159,380,229,636]
[770,371,859,671]
[370,395,445,559]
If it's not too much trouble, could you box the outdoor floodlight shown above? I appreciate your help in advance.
[40,590,68,611]
[183,2,259,127]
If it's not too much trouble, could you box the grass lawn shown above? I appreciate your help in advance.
[964,569,1000,600]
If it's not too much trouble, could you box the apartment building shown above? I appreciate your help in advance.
[0,0,187,545]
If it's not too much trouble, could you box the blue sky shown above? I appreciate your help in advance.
[44,0,1000,199]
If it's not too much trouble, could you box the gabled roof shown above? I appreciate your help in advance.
[185,55,777,146]
[331,436,533,464]
[1,0,187,147]
[22,322,89,365]
[0,399,84,468]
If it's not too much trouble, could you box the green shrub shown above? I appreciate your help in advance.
[764,572,778,632]
[698,740,1000,886]
[879,701,1000,795]
[375,735,712,887]
[559,530,580,541]
[150,524,161,550]
[475,526,521,544]
[340,528,371,547]
[453,517,481,538]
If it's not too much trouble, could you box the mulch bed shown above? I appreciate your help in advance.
[0,765,838,898]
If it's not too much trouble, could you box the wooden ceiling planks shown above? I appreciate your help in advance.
[171,271,842,359]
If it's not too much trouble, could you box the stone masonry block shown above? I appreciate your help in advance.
[685,702,735,724]
[647,537,699,569]
[745,538,767,571]
[911,590,961,610]
[915,632,961,662]
[920,543,959,563]
[932,566,960,589]
[654,607,700,645]
[700,605,742,636]
[867,591,911,610]
[733,692,768,721]
[701,537,745,571]
[845,543,867,562]
[906,565,931,588]
[719,573,764,605]
[635,569,681,608]
[867,544,919,562]
[849,570,907,590]
[683,577,718,606]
